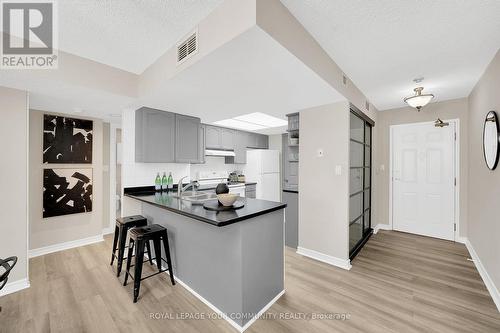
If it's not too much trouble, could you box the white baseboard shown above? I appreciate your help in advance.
[373,224,392,234]
[29,234,104,258]
[146,255,284,332]
[296,247,351,270]
[455,236,467,244]
[464,238,500,312]
[0,278,30,297]
[102,227,114,235]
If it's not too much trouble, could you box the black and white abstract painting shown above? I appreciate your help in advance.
[43,115,93,163]
[43,168,93,218]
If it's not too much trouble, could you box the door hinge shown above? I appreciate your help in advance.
[454,178,456,186]
[454,223,456,232]
[454,132,457,141]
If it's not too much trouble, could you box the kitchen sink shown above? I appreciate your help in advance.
[173,192,218,204]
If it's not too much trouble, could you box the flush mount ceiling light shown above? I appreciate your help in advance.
[214,112,287,131]
[403,86,435,111]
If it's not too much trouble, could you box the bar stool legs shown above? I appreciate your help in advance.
[123,225,175,303]
[161,230,176,286]
[110,225,119,266]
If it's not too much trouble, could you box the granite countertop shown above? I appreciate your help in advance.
[124,188,286,227]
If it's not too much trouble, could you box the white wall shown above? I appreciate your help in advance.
[298,101,350,264]
[0,86,28,290]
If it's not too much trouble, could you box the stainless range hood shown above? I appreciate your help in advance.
[205,149,235,157]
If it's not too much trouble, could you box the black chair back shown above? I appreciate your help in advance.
[0,256,18,290]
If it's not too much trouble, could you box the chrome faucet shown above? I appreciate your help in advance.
[177,176,199,197]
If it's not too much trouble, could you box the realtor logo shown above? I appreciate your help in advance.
[1,0,58,69]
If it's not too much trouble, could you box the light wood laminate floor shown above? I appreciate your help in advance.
[1,230,499,332]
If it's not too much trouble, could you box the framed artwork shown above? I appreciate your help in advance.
[43,115,93,163]
[43,168,93,218]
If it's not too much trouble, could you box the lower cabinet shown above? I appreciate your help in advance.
[245,184,256,198]
[283,191,298,248]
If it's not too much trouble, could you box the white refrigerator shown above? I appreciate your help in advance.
[244,150,281,202]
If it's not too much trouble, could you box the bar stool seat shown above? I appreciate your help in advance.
[123,224,175,303]
[111,215,153,277]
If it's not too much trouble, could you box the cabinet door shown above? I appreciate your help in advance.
[221,128,235,150]
[257,134,269,149]
[246,133,258,148]
[234,131,247,164]
[136,108,175,162]
[175,114,201,163]
[283,191,298,248]
[205,125,221,149]
[197,124,206,164]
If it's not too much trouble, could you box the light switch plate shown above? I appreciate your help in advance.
[335,165,342,175]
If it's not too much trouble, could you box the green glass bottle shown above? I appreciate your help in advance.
[155,172,161,192]
[167,172,173,192]
[161,172,168,192]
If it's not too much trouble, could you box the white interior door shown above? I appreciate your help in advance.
[392,121,456,240]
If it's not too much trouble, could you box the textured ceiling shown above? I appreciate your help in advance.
[59,0,223,74]
[281,0,500,110]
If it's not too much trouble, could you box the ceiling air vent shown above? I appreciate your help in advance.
[365,101,370,111]
[177,31,198,64]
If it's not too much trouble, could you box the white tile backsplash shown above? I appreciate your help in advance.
[191,156,240,180]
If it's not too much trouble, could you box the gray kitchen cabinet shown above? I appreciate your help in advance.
[225,130,247,164]
[283,133,299,190]
[197,124,206,164]
[283,191,298,248]
[175,114,201,163]
[245,184,256,198]
[246,133,268,149]
[221,128,235,150]
[205,125,222,149]
[246,132,257,148]
[257,134,269,149]
[135,107,175,162]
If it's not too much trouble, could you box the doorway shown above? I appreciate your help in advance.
[390,120,458,241]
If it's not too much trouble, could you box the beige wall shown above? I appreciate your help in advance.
[467,50,500,290]
[102,123,111,230]
[374,98,469,238]
[29,110,104,250]
[299,101,350,261]
[0,87,28,285]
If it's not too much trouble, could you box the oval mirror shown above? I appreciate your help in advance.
[483,110,500,170]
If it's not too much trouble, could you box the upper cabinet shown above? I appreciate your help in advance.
[135,107,269,164]
[135,107,175,163]
[221,128,235,150]
[175,114,201,163]
[246,132,269,149]
[135,107,201,163]
[205,125,235,150]
[225,130,247,164]
[205,125,222,149]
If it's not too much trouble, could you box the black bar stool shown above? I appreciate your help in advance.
[123,224,175,303]
[111,215,153,277]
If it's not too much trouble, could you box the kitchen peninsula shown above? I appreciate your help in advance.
[124,187,286,331]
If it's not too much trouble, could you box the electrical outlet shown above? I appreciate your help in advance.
[335,165,342,176]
